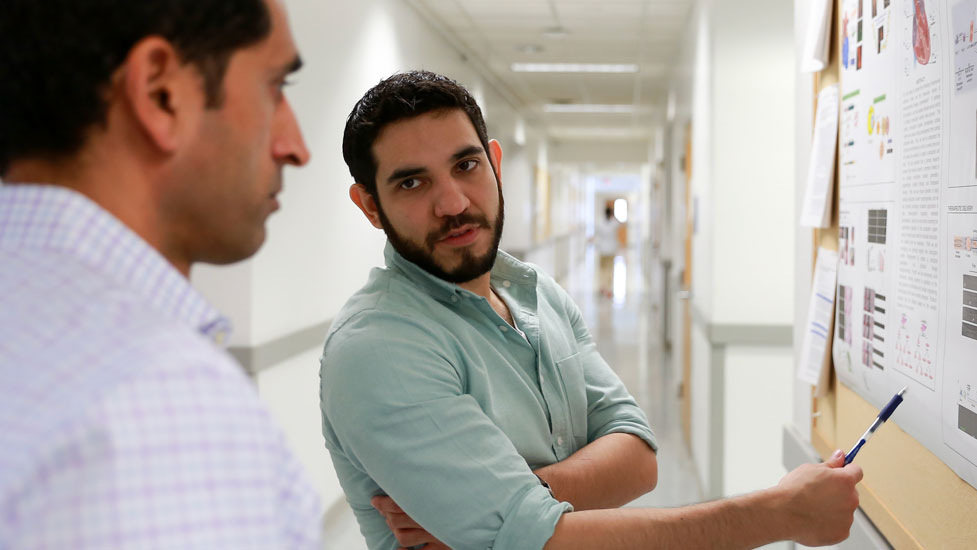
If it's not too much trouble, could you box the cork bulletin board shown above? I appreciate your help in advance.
[808,1,977,547]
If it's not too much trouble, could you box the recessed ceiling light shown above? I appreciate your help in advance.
[516,43,544,54]
[542,26,568,38]
[511,63,639,73]
[543,104,637,114]
[548,127,649,139]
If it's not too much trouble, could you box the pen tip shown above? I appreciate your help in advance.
[898,387,907,396]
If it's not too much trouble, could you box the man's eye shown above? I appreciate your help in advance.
[400,179,422,190]
[458,159,478,171]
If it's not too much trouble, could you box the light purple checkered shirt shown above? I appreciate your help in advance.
[0,184,322,549]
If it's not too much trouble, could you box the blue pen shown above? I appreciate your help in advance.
[844,387,907,465]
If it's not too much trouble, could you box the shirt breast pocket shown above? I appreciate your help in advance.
[555,352,588,449]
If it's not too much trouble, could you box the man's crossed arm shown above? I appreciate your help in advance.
[373,445,861,550]
[373,432,658,548]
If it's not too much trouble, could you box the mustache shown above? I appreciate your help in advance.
[425,213,491,248]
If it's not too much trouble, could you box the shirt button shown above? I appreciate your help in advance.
[450,295,459,303]
[557,436,565,446]
[499,324,508,332]
[502,280,511,288]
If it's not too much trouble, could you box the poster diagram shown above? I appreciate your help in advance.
[905,0,942,74]
[840,224,857,265]
[953,0,977,92]
[862,286,888,368]
[915,0,934,64]
[842,0,899,189]
[840,97,861,181]
[835,283,857,376]
[868,208,889,271]
[958,382,977,441]
[950,0,977,189]
[834,204,895,394]
[874,0,895,54]
[963,273,977,340]
[894,311,936,387]
[843,0,867,71]
[867,96,895,163]
[943,211,977,469]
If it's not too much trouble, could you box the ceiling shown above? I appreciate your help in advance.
[408,0,694,145]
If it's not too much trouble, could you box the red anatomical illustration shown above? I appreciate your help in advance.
[914,0,931,65]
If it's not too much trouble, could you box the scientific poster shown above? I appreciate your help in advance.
[942,0,977,486]
[834,0,977,489]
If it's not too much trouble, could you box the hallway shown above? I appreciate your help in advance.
[326,242,702,546]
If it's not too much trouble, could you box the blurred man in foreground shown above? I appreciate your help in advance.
[0,1,321,546]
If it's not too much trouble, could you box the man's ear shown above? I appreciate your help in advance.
[488,139,503,186]
[119,36,202,154]
[349,183,384,229]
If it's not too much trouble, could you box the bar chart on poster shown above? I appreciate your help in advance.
[831,0,977,491]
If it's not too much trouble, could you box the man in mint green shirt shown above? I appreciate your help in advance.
[321,71,863,550]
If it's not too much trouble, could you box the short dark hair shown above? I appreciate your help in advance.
[0,0,272,176]
[342,70,491,198]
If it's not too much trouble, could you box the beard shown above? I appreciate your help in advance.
[376,186,505,284]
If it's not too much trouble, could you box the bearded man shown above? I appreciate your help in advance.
[319,70,861,550]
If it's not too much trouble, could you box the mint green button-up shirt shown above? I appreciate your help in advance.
[320,243,657,550]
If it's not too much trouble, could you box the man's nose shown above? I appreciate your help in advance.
[433,178,470,218]
[272,98,310,167]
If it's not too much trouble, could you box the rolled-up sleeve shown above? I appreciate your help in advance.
[321,311,572,550]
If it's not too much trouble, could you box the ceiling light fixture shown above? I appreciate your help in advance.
[549,127,649,139]
[543,104,637,114]
[511,63,639,73]
[542,26,568,38]
[516,43,544,54]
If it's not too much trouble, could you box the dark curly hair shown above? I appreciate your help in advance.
[0,0,271,176]
[342,70,491,199]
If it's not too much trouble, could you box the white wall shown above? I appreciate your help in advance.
[791,0,816,443]
[709,0,796,327]
[499,141,536,254]
[723,345,795,496]
[690,323,714,490]
[675,0,797,497]
[191,0,546,512]
[689,1,714,319]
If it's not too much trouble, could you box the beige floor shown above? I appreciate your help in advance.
[324,243,703,547]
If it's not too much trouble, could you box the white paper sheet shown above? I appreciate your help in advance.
[799,248,839,396]
[801,84,840,228]
[803,0,836,72]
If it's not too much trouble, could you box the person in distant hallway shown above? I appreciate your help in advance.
[319,70,863,550]
[0,1,322,547]
[596,205,621,298]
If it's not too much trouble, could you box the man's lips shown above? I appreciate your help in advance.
[268,188,282,212]
[437,225,481,247]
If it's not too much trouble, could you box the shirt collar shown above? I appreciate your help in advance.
[0,184,231,344]
[383,240,537,304]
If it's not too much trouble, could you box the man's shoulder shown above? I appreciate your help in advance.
[1,245,226,360]
[0,249,251,476]
[324,265,452,347]
[516,258,571,310]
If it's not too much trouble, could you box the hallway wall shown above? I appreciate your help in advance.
[191,0,547,513]
[669,0,798,504]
